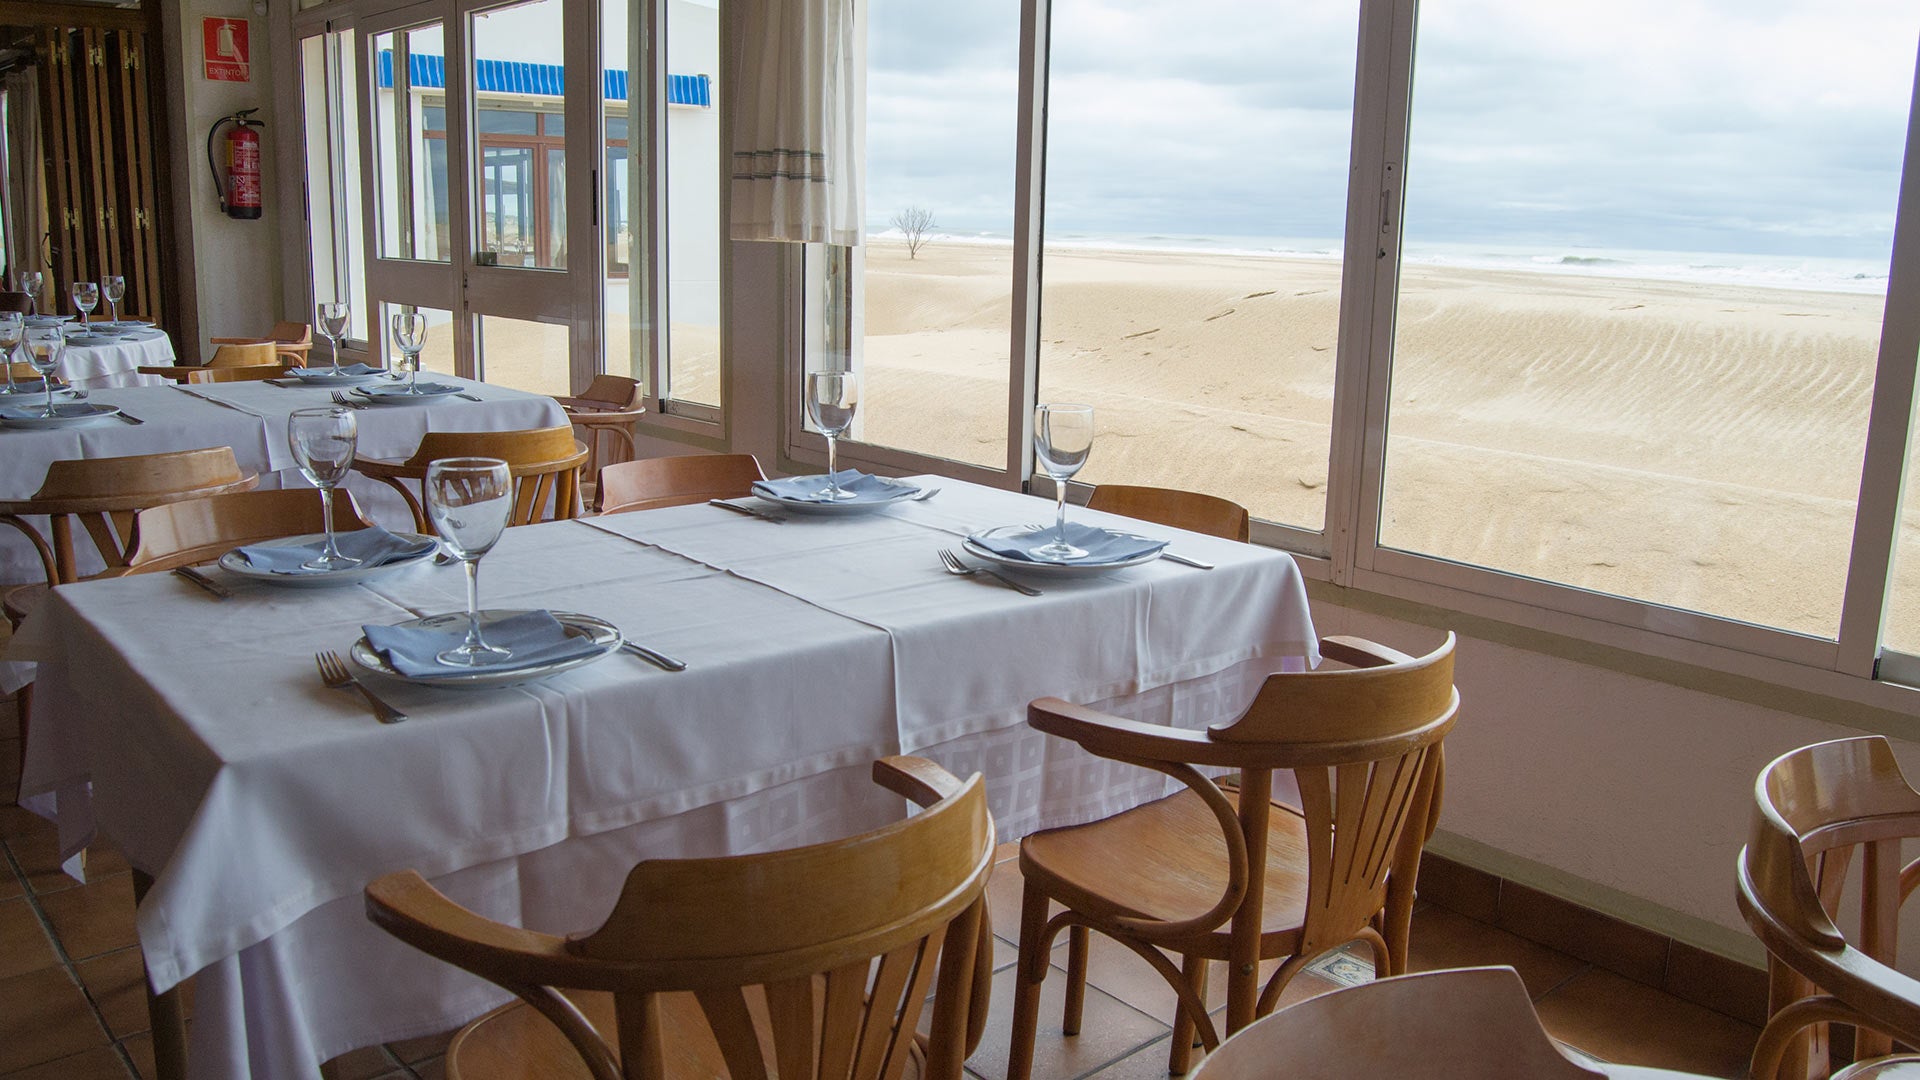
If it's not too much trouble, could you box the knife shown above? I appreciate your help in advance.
[621,641,688,672]
[708,498,785,523]
[172,565,233,599]
[1158,551,1216,570]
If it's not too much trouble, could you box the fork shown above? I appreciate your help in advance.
[314,650,408,723]
[330,392,368,410]
[939,549,1041,596]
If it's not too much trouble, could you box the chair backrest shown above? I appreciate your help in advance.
[0,447,256,584]
[266,321,312,345]
[354,426,588,531]
[566,374,643,411]
[188,364,295,383]
[208,342,283,368]
[0,291,30,314]
[1191,968,1603,1080]
[119,488,373,573]
[1085,484,1251,542]
[1028,633,1456,1011]
[1737,736,1920,1078]
[599,454,767,515]
[367,757,996,1080]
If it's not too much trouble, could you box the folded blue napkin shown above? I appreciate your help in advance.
[357,381,460,398]
[362,610,602,677]
[753,470,916,504]
[292,363,383,377]
[236,527,436,575]
[971,522,1169,564]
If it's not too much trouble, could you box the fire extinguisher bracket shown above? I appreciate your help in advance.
[208,108,264,221]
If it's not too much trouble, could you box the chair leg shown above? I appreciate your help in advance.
[1062,924,1089,1035]
[132,870,188,1080]
[1007,882,1051,1080]
[1167,955,1207,1075]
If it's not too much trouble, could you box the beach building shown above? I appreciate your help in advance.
[3,2,1920,1076]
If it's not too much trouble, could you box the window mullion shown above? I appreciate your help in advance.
[1005,0,1050,489]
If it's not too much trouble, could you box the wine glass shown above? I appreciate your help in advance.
[805,370,860,500]
[425,458,514,666]
[317,301,351,373]
[103,276,126,322]
[0,313,22,395]
[286,407,361,571]
[18,271,41,316]
[1032,403,1096,560]
[71,282,98,328]
[389,310,428,393]
[23,328,66,418]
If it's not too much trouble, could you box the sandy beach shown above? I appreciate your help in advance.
[859,238,1902,641]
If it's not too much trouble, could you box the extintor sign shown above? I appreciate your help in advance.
[203,18,249,82]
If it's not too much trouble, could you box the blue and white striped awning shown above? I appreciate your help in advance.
[377,51,711,107]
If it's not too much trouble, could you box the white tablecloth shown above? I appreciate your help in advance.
[0,377,569,588]
[9,479,1318,1079]
[53,326,176,388]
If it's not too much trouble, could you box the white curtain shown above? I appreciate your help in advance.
[2,68,47,291]
[728,0,863,246]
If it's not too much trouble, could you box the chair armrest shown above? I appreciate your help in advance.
[138,366,199,382]
[872,756,968,808]
[1028,697,1246,767]
[207,336,263,345]
[1319,635,1417,669]
[366,870,602,987]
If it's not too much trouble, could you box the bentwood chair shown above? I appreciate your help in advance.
[210,320,314,366]
[597,454,768,515]
[186,364,297,384]
[366,756,996,1080]
[1008,634,1457,1078]
[1738,736,1920,1079]
[0,291,30,314]
[141,341,282,382]
[352,426,589,534]
[556,375,647,507]
[1192,967,1708,1080]
[116,488,373,574]
[1085,484,1251,542]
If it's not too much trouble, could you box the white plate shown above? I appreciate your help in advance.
[0,403,122,429]
[750,477,923,515]
[217,532,438,588]
[64,334,130,347]
[87,320,153,332]
[350,382,463,404]
[23,315,73,327]
[0,381,77,398]
[961,524,1167,577]
[350,610,622,688]
[286,368,392,387]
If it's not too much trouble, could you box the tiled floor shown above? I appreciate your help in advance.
[1,686,1761,1079]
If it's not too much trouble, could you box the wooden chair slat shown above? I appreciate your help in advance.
[693,987,771,1080]
[851,942,922,1080]
[351,426,588,533]
[598,454,767,515]
[1085,484,1250,543]
[763,976,819,1080]
[817,961,871,1080]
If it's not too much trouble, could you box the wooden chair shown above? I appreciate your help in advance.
[365,756,996,1080]
[140,341,282,382]
[352,426,589,534]
[210,320,314,366]
[115,488,373,574]
[556,375,648,508]
[1086,484,1251,542]
[597,454,767,515]
[1738,736,1920,1080]
[1007,633,1458,1078]
[186,364,297,384]
[0,291,30,314]
[1190,967,1706,1080]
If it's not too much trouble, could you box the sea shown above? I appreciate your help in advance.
[869,227,1894,297]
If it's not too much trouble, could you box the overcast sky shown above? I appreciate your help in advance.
[866,0,1919,260]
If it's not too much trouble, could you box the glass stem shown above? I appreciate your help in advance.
[43,377,54,417]
[5,347,16,393]
[462,559,487,651]
[318,486,342,559]
[1054,480,1069,543]
[826,433,840,497]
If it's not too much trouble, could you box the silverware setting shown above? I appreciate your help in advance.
[938,549,1042,596]
[1158,550,1215,570]
[708,498,785,524]
[116,410,145,426]
[620,640,688,672]
[171,565,232,599]
[314,650,409,723]
[455,392,483,401]
[329,391,369,410]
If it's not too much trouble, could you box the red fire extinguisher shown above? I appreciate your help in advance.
[207,108,264,220]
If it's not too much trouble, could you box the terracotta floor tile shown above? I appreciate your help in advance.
[995,840,1019,864]
[0,866,21,902]
[0,966,109,1073]
[117,1034,153,1080]
[965,962,1169,1080]
[1405,904,1587,1000]
[1083,1035,1181,1080]
[5,818,79,896]
[82,839,131,881]
[37,873,137,961]
[1534,968,1758,1077]
[410,1057,446,1080]
[0,803,39,838]
[0,1043,135,1080]
[0,738,18,799]
[75,948,151,1040]
[320,1045,401,1080]
[0,896,57,980]
[385,1028,456,1065]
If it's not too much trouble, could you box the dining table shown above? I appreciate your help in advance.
[0,375,569,587]
[7,478,1319,1080]
[18,319,178,387]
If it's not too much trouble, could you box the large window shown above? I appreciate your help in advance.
[807,1,1920,692]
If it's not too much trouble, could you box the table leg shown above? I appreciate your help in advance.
[130,869,188,1080]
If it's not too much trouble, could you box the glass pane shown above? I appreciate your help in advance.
[471,0,567,269]
[477,314,570,394]
[1035,1,1356,528]
[303,31,369,343]
[853,0,1018,467]
[664,0,722,407]
[1382,2,1914,638]
[602,0,642,382]
[376,303,458,377]
[372,24,451,262]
